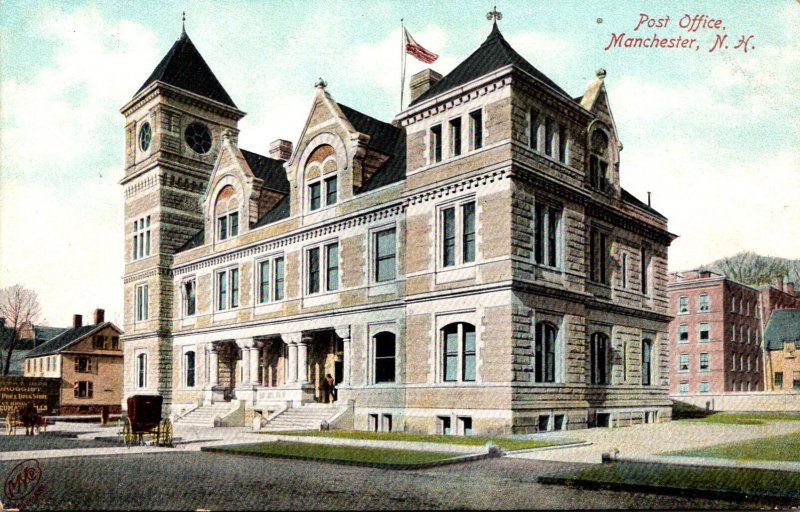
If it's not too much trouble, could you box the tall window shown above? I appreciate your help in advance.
[775,372,784,389]
[589,333,608,385]
[588,129,609,192]
[135,284,148,322]
[589,226,609,285]
[307,243,338,294]
[558,124,568,164]
[469,110,483,150]
[184,279,196,316]
[678,324,688,343]
[374,332,396,383]
[441,200,476,268]
[698,294,710,312]
[534,322,557,383]
[528,109,540,151]
[258,256,285,303]
[621,253,628,288]
[324,176,338,206]
[699,352,710,371]
[136,353,147,388]
[274,257,285,300]
[308,182,321,211]
[430,124,442,163]
[642,339,653,386]
[544,117,555,157]
[374,228,397,282]
[678,296,689,314]
[699,322,710,342]
[132,215,151,260]
[185,351,196,388]
[215,186,239,241]
[216,268,239,310]
[640,246,650,295]
[75,356,92,373]
[449,117,462,157]
[442,322,476,382]
[678,353,689,372]
[534,202,560,268]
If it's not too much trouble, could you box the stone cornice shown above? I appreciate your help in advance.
[120,82,246,120]
[124,265,172,283]
[403,167,510,206]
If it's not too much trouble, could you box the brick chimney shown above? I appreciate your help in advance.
[93,308,105,324]
[73,314,82,329]
[269,139,293,161]
[775,276,784,291]
[410,69,442,103]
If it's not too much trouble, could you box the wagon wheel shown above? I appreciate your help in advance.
[122,418,134,447]
[148,424,160,446]
[159,419,173,447]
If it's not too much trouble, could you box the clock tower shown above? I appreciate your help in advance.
[119,27,245,410]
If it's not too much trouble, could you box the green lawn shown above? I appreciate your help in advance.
[679,412,800,426]
[668,431,800,461]
[263,430,557,451]
[206,441,456,466]
[542,462,800,499]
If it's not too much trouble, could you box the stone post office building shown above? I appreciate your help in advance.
[120,23,675,434]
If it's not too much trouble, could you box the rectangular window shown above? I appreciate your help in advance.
[325,176,338,206]
[215,268,239,310]
[229,212,239,237]
[794,372,800,390]
[75,357,92,373]
[218,216,228,240]
[775,372,784,389]
[462,202,476,264]
[74,381,93,399]
[641,246,649,295]
[459,416,473,436]
[135,284,148,322]
[431,124,442,163]
[699,323,709,342]
[309,182,321,211]
[230,268,239,308]
[469,110,482,150]
[375,228,397,283]
[325,243,339,292]
[589,155,608,192]
[184,279,196,316]
[217,271,228,310]
[382,414,393,433]
[307,247,320,294]
[678,324,688,343]
[274,257,285,301]
[535,202,560,268]
[544,117,554,157]
[678,296,689,314]
[589,227,609,284]
[258,260,270,303]
[558,124,568,164]
[443,329,458,382]
[449,117,462,157]
[442,207,456,267]
[463,328,476,382]
[699,382,710,393]
[699,294,710,312]
[111,336,120,350]
[679,381,688,394]
[528,109,540,151]
[132,216,151,260]
[439,416,452,435]
[699,352,710,371]
[621,253,628,288]
[678,354,689,372]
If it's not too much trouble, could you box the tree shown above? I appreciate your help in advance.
[0,284,42,376]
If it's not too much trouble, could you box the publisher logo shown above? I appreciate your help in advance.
[3,459,44,508]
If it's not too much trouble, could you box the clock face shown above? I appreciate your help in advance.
[138,122,152,152]
[185,122,212,155]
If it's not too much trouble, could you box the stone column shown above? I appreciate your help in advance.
[241,345,251,386]
[297,336,311,383]
[250,341,262,385]
[335,325,352,386]
[209,344,220,387]
[287,342,298,383]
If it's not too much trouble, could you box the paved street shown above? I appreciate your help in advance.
[0,452,761,510]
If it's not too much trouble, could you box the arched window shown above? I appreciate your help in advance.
[642,339,653,386]
[442,323,476,382]
[305,144,338,211]
[588,129,609,192]
[136,353,147,389]
[185,351,196,388]
[215,185,239,241]
[534,322,557,383]
[589,333,608,385]
[373,332,396,383]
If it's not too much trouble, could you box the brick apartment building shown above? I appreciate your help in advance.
[24,309,124,414]
[121,23,675,434]
[668,270,763,395]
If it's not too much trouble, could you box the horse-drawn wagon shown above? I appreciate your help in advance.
[121,395,172,447]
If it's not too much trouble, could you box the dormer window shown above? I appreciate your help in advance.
[305,145,338,211]
[588,129,610,192]
[214,185,239,241]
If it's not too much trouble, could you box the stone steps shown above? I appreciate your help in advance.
[261,406,342,432]
[175,404,233,427]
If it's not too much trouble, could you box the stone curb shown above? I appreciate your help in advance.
[256,434,485,454]
[504,440,592,455]
[538,468,800,506]
[202,444,500,470]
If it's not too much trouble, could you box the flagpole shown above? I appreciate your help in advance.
[400,19,406,111]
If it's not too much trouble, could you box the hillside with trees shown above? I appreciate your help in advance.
[699,251,800,287]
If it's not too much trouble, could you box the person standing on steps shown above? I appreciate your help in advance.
[325,373,336,403]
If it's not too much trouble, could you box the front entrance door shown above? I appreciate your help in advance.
[216,342,237,401]
[307,330,338,402]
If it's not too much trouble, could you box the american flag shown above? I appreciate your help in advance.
[404,28,438,64]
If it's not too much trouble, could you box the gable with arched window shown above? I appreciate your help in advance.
[304,144,338,212]
[588,128,610,192]
[214,185,240,241]
[441,322,476,382]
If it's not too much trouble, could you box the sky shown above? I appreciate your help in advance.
[0,0,798,326]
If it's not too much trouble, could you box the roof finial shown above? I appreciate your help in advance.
[181,11,186,36]
[596,68,607,80]
[315,77,327,89]
[486,6,503,25]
